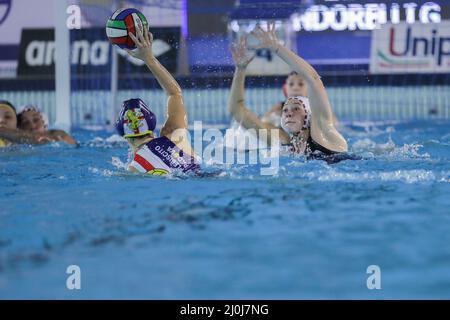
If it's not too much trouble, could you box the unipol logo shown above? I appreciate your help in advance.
[0,0,12,25]
[388,27,450,66]
[371,21,450,74]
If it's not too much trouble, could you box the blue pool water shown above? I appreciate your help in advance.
[1,120,449,299]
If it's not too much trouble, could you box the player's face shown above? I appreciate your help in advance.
[281,102,306,133]
[286,74,307,97]
[18,110,46,132]
[0,106,17,129]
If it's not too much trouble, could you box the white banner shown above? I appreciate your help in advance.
[0,0,182,46]
[370,21,450,74]
[0,0,54,45]
[0,0,182,77]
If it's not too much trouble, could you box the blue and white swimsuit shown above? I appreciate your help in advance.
[129,136,199,175]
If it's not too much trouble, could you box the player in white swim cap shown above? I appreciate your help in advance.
[228,23,352,162]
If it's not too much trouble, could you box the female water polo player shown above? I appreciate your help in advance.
[17,105,76,145]
[116,27,199,175]
[228,23,348,160]
[261,71,338,128]
[0,101,17,147]
[0,101,76,146]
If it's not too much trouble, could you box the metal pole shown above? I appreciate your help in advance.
[54,0,71,130]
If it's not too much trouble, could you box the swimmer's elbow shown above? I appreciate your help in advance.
[228,102,245,121]
[331,136,348,153]
[228,99,239,112]
[168,89,182,98]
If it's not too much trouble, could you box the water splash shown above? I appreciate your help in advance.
[351,137,429,160]
[84,135,127,148]
[111,157,128,170]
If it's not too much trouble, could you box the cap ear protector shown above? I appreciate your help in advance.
[116,98,156,138]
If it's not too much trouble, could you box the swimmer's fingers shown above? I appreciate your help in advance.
[129,32,142,47]
[241,35,253,54]
[250,26,264,40]
[230,41,254,68]
[229,44,242,65]
[128,29,154,61]
[251,24,278,50]
[250,27,267,48]
[36,135,54,144]
[136,27,146,45]
[269,21,276,34]
[230,40,245,56]
[229,42,238,57]
[245,53,256,65]
[269,22,278,40]
[142,28,152,47]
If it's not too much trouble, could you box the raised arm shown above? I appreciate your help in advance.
[0,128,75,145]
[251,23,332,122]
[251,23,347,152]
[0,128,41,144]
[126,28,186,137]
[228,37,281,144]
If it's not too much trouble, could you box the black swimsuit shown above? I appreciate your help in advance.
[283,137,360,164]
[306,137,361,164]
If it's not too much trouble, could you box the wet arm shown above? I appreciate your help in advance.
[228,67,280,144]
[0,128,42,144]
[145,57,187,136]
[127,29,187,135]
[48,130,77,145]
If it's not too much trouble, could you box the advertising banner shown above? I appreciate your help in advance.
[17,27,180,76]
[0,0,182,77]
[370,22,450,74]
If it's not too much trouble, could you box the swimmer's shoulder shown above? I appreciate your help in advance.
[306,137,361,163]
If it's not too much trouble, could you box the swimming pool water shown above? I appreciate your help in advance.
[1,120,449,299]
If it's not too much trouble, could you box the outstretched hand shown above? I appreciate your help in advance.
[250,22,280,51]
[230,36,255,69]
[126,27,154,62]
